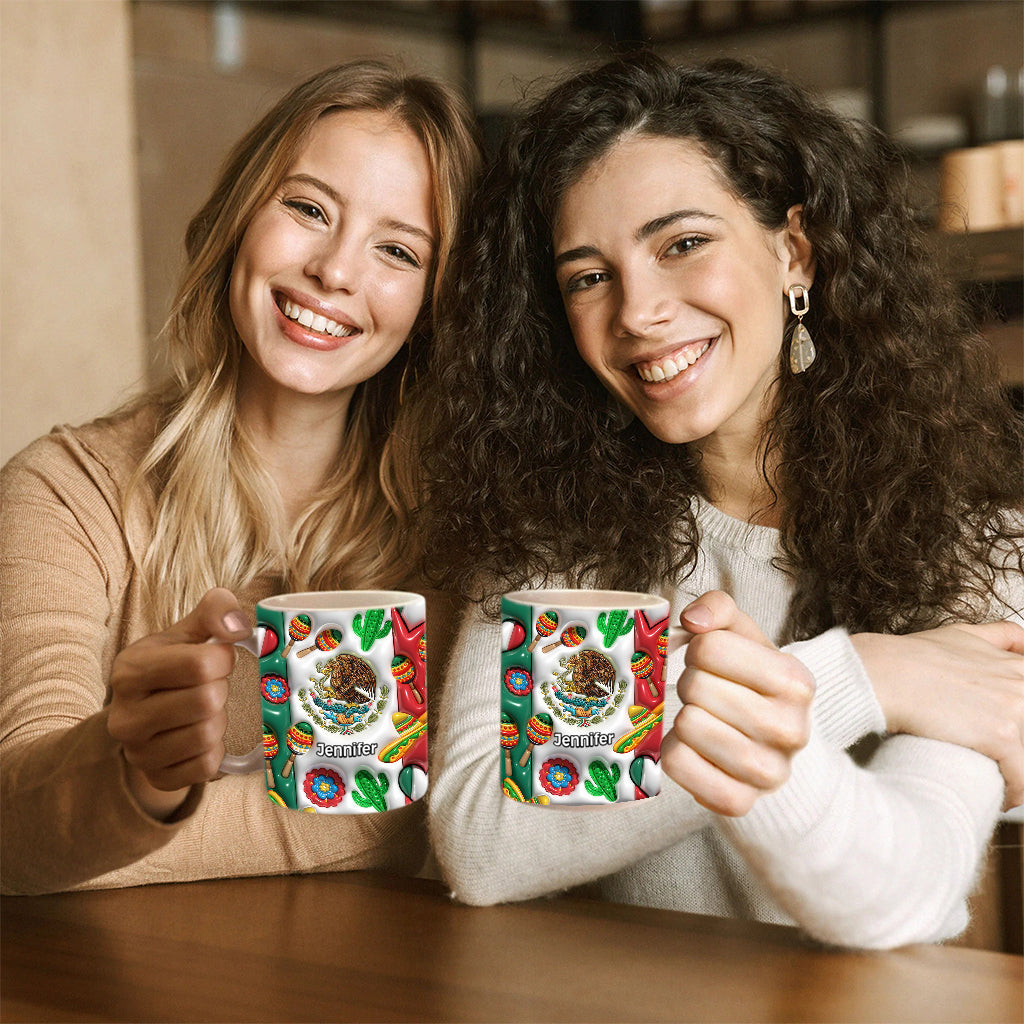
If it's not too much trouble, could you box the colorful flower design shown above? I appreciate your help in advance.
[303,767,346,808]
[539,757,579,796]
[260,673,289,704]
[504,666,533,697]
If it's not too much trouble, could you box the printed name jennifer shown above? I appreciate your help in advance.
[551,732,614,748]
[315,741,379,757]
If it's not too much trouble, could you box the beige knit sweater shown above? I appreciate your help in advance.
[1,407,459,895]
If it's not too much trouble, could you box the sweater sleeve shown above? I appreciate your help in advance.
[784,628,887,748]
[0,429,202,893]
[719,560,1024,950]
[427,601,713,906]
[720,579,1021,950]
[718,726,1003,949]
[1,426,430,894]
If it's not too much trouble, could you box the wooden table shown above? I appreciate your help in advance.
[2,871,1021,1023]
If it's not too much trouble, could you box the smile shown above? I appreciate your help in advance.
[634,338,713,383]
[277,296,359,339]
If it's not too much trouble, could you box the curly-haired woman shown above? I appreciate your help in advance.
[419,53,1023,948]
[1,60,481,894]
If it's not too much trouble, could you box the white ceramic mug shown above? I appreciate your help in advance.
[221,591,427,813]
[498,589,683,806]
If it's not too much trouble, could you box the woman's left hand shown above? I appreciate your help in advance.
[661,591,815,816]
[852,622,1024,810]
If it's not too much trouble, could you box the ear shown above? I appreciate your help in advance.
[781,204,815,290]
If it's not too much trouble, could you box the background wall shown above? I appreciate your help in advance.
[3,0,1019,465]
[1,0,146,464]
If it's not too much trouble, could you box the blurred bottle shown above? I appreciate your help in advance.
[975,65,1021,144]
[1012,67,1024,140]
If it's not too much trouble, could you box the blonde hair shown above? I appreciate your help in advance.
[127,60,482,626]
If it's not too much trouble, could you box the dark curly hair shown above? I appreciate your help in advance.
[417,52,1023,640]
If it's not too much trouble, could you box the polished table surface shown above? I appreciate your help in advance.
[2,871,1022,1023]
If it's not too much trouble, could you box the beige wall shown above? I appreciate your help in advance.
[133,1,469,353]
[1,0,145,464]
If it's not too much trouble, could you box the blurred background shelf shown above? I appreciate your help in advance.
[944,226,1024,284]
[940,228,1024,392]
[239,0,1016,132]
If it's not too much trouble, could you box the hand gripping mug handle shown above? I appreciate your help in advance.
[211,631,267,775]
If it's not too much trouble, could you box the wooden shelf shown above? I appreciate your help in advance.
[941,227,1024,284]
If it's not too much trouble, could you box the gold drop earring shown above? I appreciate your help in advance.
[788,284,816,374]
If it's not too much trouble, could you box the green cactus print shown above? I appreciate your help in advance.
[596,609,634,648]
[584,758,620,801]
[352,768,390,812]
[352,609,392,652]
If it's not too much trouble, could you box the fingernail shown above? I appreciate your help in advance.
[222,611,249,635]
[682,603,713,629]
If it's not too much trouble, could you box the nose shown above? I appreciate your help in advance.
[613,266,674,339]
[304,234,360,294]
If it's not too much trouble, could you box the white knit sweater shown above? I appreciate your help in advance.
[427,499,1018,949]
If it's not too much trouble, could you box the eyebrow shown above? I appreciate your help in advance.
[554,208,722,268]
[635,209,721,242]
[282,173,435,248]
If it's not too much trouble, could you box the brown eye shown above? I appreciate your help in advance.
[379,244,421,269]
[566,270,609,294]
[665,236,707,257]
[284,199,326,222]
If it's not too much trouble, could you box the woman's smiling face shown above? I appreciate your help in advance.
[552,133,812,450]
[229,107,435,408]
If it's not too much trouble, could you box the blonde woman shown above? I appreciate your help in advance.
[1,60,481,894]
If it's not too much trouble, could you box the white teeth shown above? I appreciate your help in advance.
[636,342,711,383]
[281,298,356,338]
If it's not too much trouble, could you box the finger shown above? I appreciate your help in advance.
[165,587,251,646]
[679,664,811,751]
[108,678,230,745]
[684,630,816,702]
[660,731,762,817]
[111,639,237,697]
[132,741,229,792]
[680,591,773,648]
[955,621,1024,657]
[671,702,794,794]
[121,707,228,778]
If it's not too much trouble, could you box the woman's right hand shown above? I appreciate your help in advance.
[107,587,251,819]
[661,592,815,817]
[851,622,1024,810]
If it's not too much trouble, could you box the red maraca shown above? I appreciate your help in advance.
[282,722,314,778]
[391,654,423,703]
[281,614,312,657]
[542,625,587,654]
[518,713,553,767]
[263,725,278,788]
[500,712,519,777]
[297,627,343,659]
[630,650,659,698]
[527,610,558,652]
[657,629,668,660]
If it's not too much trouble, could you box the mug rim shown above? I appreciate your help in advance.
[503,588,666,608]
[258,590,423,611]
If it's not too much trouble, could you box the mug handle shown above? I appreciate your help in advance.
[210,631,266,775]
[666,625,689,654]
